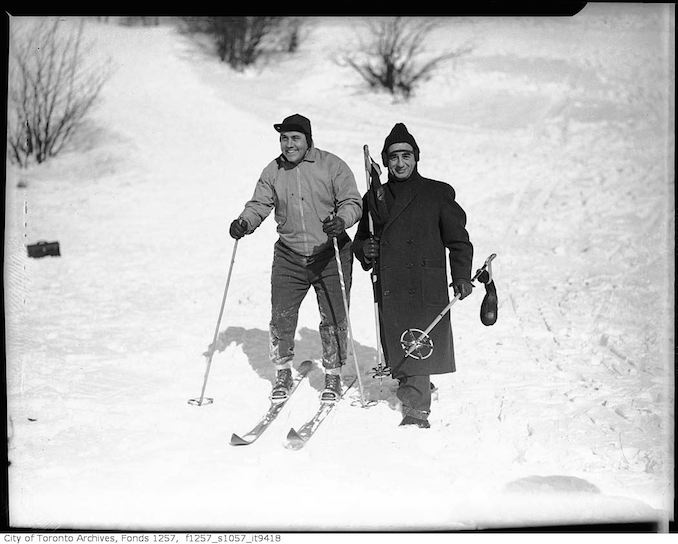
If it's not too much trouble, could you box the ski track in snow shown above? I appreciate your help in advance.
[5,7,674,531]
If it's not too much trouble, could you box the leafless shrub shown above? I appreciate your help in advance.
[341,17,473,100]
[7,18,113,167]
[119,16,160,26]
[280,17,307,53]
[179,16,301,69]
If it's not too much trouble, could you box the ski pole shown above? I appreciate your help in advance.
[332,233,367,407]
[400,253,496,360]
[188,238,239,406]
[363,145,387,382]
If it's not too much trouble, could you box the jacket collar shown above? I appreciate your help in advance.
[277,146,318,168]
[382,171,423,233]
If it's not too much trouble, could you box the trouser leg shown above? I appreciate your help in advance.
[270,243,310,369]
[312,240,352,372]
[396,375,432,420]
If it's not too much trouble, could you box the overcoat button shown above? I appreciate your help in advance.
[408,289,415,295]
[406,239,413,244]
[383,290,390,296]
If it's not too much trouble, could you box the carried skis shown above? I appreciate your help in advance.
[284,376,358,450]
[230,360,314,446]
[363,144,389,382]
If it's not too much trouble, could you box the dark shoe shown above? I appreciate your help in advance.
[399,415,430,428]
[270,368,293,403]
[320,374,342,402]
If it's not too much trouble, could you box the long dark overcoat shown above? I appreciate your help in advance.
[353,171,473,378]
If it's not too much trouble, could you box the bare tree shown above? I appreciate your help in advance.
[342,17,473,100]
[216,17,280,68]
[179,16,293,70]
[280,17,307,53]
[7,18,113,167]
[120,16,160,26]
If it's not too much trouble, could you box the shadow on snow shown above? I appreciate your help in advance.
[213,325,399,407]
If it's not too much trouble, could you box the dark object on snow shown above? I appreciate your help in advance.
[26,241,60,258]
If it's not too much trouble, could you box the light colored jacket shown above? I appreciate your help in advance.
[239,147,362,256]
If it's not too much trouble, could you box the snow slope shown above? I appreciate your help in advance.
[5,6,674,531]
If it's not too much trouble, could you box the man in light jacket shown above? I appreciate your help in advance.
[230,114,362,402]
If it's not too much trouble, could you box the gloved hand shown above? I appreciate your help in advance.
[229,218,248,240]
[363,236,380,261]
[453,278,474,300]
[322,215,345,237]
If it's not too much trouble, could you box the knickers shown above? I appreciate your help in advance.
[269,236,352,370]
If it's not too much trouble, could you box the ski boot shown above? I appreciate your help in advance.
[399,415,431,429]
[320,374,342,402]
[270,368,293,403]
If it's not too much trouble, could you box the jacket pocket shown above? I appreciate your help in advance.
[312,179,336,223]
[421,266,449,307]
[273,182,289,232]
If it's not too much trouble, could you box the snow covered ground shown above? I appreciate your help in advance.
[4,6,675,532]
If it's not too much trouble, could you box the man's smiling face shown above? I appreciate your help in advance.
[387,142,417,181]
[280,131,309,164]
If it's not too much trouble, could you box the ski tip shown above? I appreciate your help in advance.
[286,428,302,441]
[284,428,305,450]
[230,433,250,446]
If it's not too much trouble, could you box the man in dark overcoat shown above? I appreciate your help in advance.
[353,123,473,428]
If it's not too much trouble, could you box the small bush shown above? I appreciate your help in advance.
[342,17,473,100]
[180,16,290,71]
[7,18,113,167]
[280,17,306,53]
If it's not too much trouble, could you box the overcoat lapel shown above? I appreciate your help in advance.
[381,176,422,235]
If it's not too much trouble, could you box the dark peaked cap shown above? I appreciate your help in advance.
[274,113,312,142]
[381,122,420,166]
